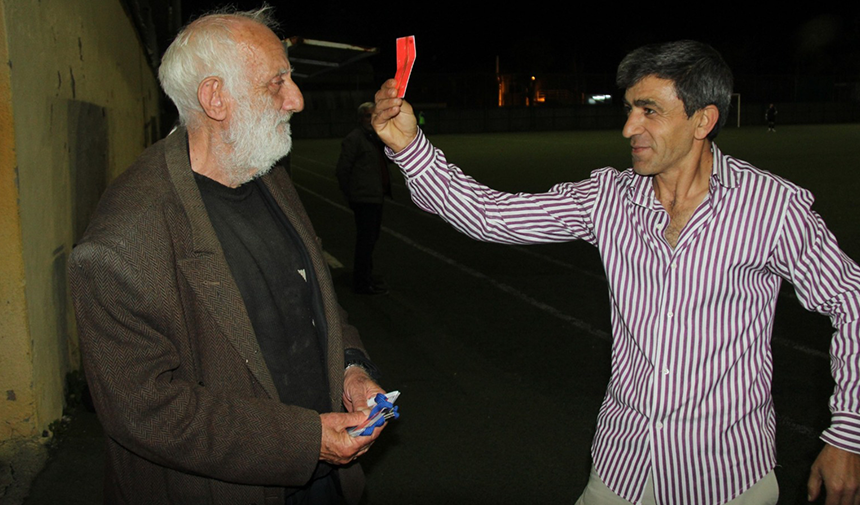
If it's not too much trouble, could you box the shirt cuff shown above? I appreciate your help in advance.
[385,128,433,179]
[344,347,381,383]
[821,412,860,455]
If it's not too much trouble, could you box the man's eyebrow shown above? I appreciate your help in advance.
[623,97,660,108]
[633,98,659,108]
[269,67,293,82]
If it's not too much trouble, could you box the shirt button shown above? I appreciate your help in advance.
[656,421,664,429]
[671,262,678,270]
[667,311,674,318]
[663,368,669,375]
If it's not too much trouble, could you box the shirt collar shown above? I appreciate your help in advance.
[709,143,739,189]
[627,170,657,209]
[626,142,737,210]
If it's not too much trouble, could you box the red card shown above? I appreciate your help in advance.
[394,36,416,99]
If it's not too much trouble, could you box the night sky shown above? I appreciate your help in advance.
[180,2,860,78]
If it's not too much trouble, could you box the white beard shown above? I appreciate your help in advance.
[217,93,293,187]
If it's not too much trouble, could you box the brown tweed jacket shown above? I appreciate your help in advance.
[69,128,366,505]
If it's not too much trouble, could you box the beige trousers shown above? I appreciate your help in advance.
[575,466,778,505]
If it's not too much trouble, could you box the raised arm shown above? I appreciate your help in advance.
[372,79,601,247]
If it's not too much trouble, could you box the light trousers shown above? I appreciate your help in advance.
[575,466,778,505]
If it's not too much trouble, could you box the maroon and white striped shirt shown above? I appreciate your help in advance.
[389,130,860,505]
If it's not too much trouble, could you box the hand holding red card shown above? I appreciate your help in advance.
[394,36,416,98]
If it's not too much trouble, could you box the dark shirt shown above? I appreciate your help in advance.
[195,172,329,414]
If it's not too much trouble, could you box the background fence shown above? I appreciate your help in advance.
[292,99,860,139]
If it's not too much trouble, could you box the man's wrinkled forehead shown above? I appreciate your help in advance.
[624,75,680,105]
[233,22,289,79]
[233,21,279,56]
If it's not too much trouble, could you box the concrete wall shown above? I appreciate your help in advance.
[0,0,159,493]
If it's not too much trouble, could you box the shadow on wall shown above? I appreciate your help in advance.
[63,99,110,384]
[68,99,107,244]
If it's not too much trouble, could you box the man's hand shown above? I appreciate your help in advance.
[342,365,384,414]
[318,367,387,466]
[373,78,418,153]
[808,443,860,504]
[319,411,381,465]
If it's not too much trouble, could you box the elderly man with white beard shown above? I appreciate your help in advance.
[68,7,387,505]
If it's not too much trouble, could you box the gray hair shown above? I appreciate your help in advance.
[616,40,733,139]
[158,5,280,127]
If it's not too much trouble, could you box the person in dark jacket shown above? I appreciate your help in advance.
[766,103,778,132]
[336,102,393,295]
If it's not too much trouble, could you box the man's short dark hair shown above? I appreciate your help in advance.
[616,40,733,139]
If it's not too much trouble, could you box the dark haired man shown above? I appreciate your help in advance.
[374,40,860,504]
[70,7,387,504]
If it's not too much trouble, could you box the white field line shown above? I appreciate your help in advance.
[296,182,610,343]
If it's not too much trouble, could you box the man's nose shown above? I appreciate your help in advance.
[622,111,641,139]
[281,80,304,113]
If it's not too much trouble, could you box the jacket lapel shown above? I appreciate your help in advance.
[163,129,280,401]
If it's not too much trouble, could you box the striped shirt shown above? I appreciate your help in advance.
[389,130,860,505]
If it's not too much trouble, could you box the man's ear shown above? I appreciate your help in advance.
[197,76,228,121]
[694,105,719,140]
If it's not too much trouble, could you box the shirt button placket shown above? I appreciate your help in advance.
[654,254,676,436]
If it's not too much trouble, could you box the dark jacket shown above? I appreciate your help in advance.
[69,128,366,505]
[335,127,391,204]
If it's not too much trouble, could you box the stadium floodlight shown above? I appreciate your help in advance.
[588,94,612,105]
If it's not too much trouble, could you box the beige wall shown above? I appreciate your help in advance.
[0,0,160,443]
[0,1,34,443]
